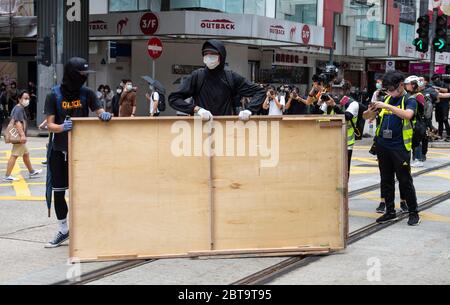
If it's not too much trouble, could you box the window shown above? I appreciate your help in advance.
[109,0,161,12]
[276,0,318,25]
[170,0,266,16]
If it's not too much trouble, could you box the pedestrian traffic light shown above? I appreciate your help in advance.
[413,15,430,53]
[433,15,448,52]
[36,37,51,67]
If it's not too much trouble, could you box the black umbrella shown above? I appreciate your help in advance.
[141,76,166,95]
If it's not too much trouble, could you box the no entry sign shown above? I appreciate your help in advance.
[147,37,163,59]
[140,12,159,35]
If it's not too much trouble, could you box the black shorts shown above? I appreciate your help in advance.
[50,150,69,192]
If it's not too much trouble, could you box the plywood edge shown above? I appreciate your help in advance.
[70,246,346,263]
[70,116,345,122]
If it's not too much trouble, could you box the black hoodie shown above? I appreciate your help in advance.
[169,40,266,116]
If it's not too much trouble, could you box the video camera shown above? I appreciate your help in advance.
[318,65,339,85]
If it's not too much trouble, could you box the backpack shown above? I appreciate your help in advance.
[423,93,433,120]
[343,96,367,140]
[152,91,166,112]
[409,93,427,147]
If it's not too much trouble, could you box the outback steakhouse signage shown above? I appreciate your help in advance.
[201,19,236,30]
[89,20,107,31]
[89,12,325,47]
[270,25,285,35]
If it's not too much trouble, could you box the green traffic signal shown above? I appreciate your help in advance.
[413,38,429,52]
[433,38,446,51]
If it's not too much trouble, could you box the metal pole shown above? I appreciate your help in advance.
[329,13,336,66]
[430,8,439,80]
[152,60,156,80]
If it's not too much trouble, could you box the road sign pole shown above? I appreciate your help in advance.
[430,8,439,80]
[152,59,156,80]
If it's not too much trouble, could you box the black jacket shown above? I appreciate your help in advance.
[169,40,266,116]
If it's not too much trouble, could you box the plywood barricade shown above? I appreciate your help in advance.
[69,116,348,262]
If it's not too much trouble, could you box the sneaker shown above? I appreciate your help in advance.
[411,160,422,168]
[29,169,43,178]
[2,176,19,182]
[376,202,386,214]
[45,231,69,248]
[408,214,421,226]
[400,201,409,214]
[41,160,47,165]
[376,213,398,224]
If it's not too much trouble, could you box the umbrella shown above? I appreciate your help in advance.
[45,134,54,218]
[141,76,166,95]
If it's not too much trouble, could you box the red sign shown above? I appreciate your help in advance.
[301,25,311,45]
[147,37,163,59]
[140,13,159,35]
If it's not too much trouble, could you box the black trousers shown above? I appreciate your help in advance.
[377,145,418,215]
[436,104,450,137]
[49,150,69,221]
[348,149,353,180]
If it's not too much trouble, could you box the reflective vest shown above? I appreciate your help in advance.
[375,95,414,152]
[347,116,357,147]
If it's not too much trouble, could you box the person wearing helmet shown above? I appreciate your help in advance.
[363,71,420,226]
[405,76,426,168]
[44,57,113,248]
[168,40,266,121]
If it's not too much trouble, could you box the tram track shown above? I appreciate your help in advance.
[54,161,450,285]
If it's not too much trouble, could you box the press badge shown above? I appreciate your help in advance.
[383,129,393,139]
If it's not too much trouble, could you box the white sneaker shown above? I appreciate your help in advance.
[3,176,20,182]
[29,169,43,178]
[415,161,424,168]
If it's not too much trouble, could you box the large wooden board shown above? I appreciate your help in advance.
[69,116,348,262]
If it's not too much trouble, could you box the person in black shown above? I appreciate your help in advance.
[432,76,450,141]
[44,57,112,248]
[28,81,37,121]
[363,71,420,226]
[169,40,266,121]
[112,85,122,117]
[285,87,308,115]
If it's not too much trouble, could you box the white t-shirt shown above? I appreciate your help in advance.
[268,96,285,116]
[346,101,360,150]
[150,92,160,115]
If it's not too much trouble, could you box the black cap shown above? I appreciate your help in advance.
[68,57,95,75]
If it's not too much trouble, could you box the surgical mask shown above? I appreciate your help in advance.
[126,85,133,91]
[203,55,220,70]
[149,85,155,91]
[21,99,30,107]
[117,89,122,94]
[376,83,382,90]
[418,80,424,88]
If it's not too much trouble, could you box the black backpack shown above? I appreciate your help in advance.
[344,97,367,140]
[152,91,166,112]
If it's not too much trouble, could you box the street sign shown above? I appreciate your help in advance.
[147,37,163,59]
[386,60,396,72]
[140,12,159,35]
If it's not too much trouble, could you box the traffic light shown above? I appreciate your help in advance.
[433,15,448,52]
[36,36,51,67]
[413,15,430,53]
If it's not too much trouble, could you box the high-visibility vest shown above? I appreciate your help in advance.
[347,116,357,147]
[375,95,415,152]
